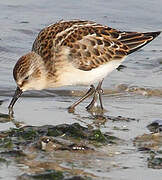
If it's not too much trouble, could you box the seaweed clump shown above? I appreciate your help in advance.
[18,170,91,180]
[0,123,119,148]
[0,122,121,179]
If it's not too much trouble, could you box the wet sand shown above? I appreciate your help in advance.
[0,0,162,179]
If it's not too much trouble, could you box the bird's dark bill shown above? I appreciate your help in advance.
[8,87,23,114]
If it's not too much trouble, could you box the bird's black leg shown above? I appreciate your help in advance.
[86,79,104,111]
[96,79,104,110]
[68,85,95,113]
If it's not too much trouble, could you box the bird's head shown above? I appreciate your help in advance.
[8,52,47,114]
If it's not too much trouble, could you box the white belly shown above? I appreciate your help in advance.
[56,59,125,87]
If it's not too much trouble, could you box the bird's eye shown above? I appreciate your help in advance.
[24,76,29,81]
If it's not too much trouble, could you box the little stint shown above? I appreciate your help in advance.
[8,20,161,114]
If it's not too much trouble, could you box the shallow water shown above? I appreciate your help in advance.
[0,0,162,179]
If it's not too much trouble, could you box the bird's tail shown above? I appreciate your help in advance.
[119,31,161,54]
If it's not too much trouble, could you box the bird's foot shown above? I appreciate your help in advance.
[68,106,75,113]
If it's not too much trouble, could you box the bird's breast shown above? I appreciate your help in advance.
[51,58,124,87]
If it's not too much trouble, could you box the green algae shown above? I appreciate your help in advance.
[89,129,107,143]
[0,157,8,163]
[134,130,162,169]
[107,115,137,122]
[0,123,120,148]
[47,128,64,137]
[0,113,10,123]
[18,170,92,180]
[9,126,39,141]
[147,120,162,133]
[148,153,162,169]
[0,138,14,149]
[18,170,64,180]
[0,150,26,158]
[0,157,10,167]
[63,123,90,140]
[0,122,120,179]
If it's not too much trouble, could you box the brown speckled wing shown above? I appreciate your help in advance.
[32,20,98,62]
[64,28,160,71]
[32,20,161,71]
[61,25,129,71]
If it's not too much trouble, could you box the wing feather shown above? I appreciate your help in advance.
[32,20,161,71]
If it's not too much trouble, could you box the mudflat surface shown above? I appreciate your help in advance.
[0,0,162,179]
